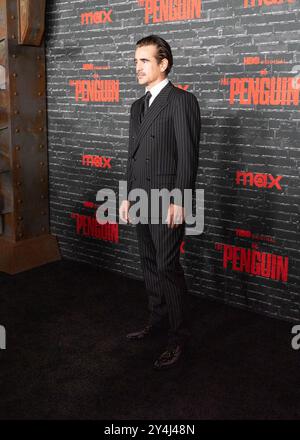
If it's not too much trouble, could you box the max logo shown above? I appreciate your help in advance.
[82,155,112,169]
[236,171,283,190]
[291,325,300,350]
[176,84,189,91]
[0,325,6,350]
[81,9,112,25]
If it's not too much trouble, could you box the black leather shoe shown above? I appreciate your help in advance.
[126,325,157,340]
[153,344,183,370]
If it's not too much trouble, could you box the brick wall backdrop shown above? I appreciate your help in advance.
[45,0,300,321]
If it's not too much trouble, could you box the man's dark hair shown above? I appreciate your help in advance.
[136,35,173,76]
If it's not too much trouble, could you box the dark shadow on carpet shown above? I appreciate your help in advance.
[0,260,299,419]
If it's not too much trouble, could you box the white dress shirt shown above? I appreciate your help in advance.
[146,78,169,107]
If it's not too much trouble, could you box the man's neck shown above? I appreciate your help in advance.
[146,76,168,91]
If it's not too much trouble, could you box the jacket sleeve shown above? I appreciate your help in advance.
[173,92,201,200]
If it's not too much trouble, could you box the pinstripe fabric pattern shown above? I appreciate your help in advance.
[126,81,201,198]
[136,222,187,343]
[125,81,201,344]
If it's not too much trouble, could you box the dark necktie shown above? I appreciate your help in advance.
[141,91,152,122]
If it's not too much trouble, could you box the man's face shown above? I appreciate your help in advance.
[134,44,167,89]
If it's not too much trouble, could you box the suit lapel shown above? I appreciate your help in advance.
[131,81,174,158]
[132,98,143,132]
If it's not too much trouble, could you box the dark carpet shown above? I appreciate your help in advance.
[0,260,299,420]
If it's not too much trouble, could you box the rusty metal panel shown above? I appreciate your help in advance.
[3,0,48,241]
[18,0,46,46]
[7,45,49,240]
[0,6,9,234]
[0,0,60,272]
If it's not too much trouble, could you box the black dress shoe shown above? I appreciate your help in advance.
[153,344,183,370]
[126,325,157,340]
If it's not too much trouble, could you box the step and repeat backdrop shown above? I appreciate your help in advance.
[45,0,299,321]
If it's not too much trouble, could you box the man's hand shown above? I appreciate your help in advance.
[166,204,185,228]
[119,200,131,224]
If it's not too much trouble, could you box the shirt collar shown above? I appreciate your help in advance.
[145,78,169,101]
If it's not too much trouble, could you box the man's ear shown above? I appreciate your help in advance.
[160,58,168,73]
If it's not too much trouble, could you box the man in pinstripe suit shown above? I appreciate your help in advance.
[120,35,201,370]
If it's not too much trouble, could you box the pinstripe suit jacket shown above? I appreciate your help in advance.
[125,81,201,207]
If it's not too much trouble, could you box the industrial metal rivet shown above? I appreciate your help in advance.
[11,15,15,19]
[15,145,20,150]
[39,144,44,149]
[17,199,23,204]
[15,128,19,133]
[13,92,18,96]
[12,54,17,58]
[40,161,44,166]
[12,73,17,78]
[14,110,19,115]
[18,216,23,221]
[39,127,43,131]
[11,34,16,39]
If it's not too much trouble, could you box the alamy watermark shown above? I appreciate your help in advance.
[95,181,204,235]
[291,325,300,350]
[0,325,6,350]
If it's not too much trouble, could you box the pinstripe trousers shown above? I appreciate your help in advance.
[135,221,188,344]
